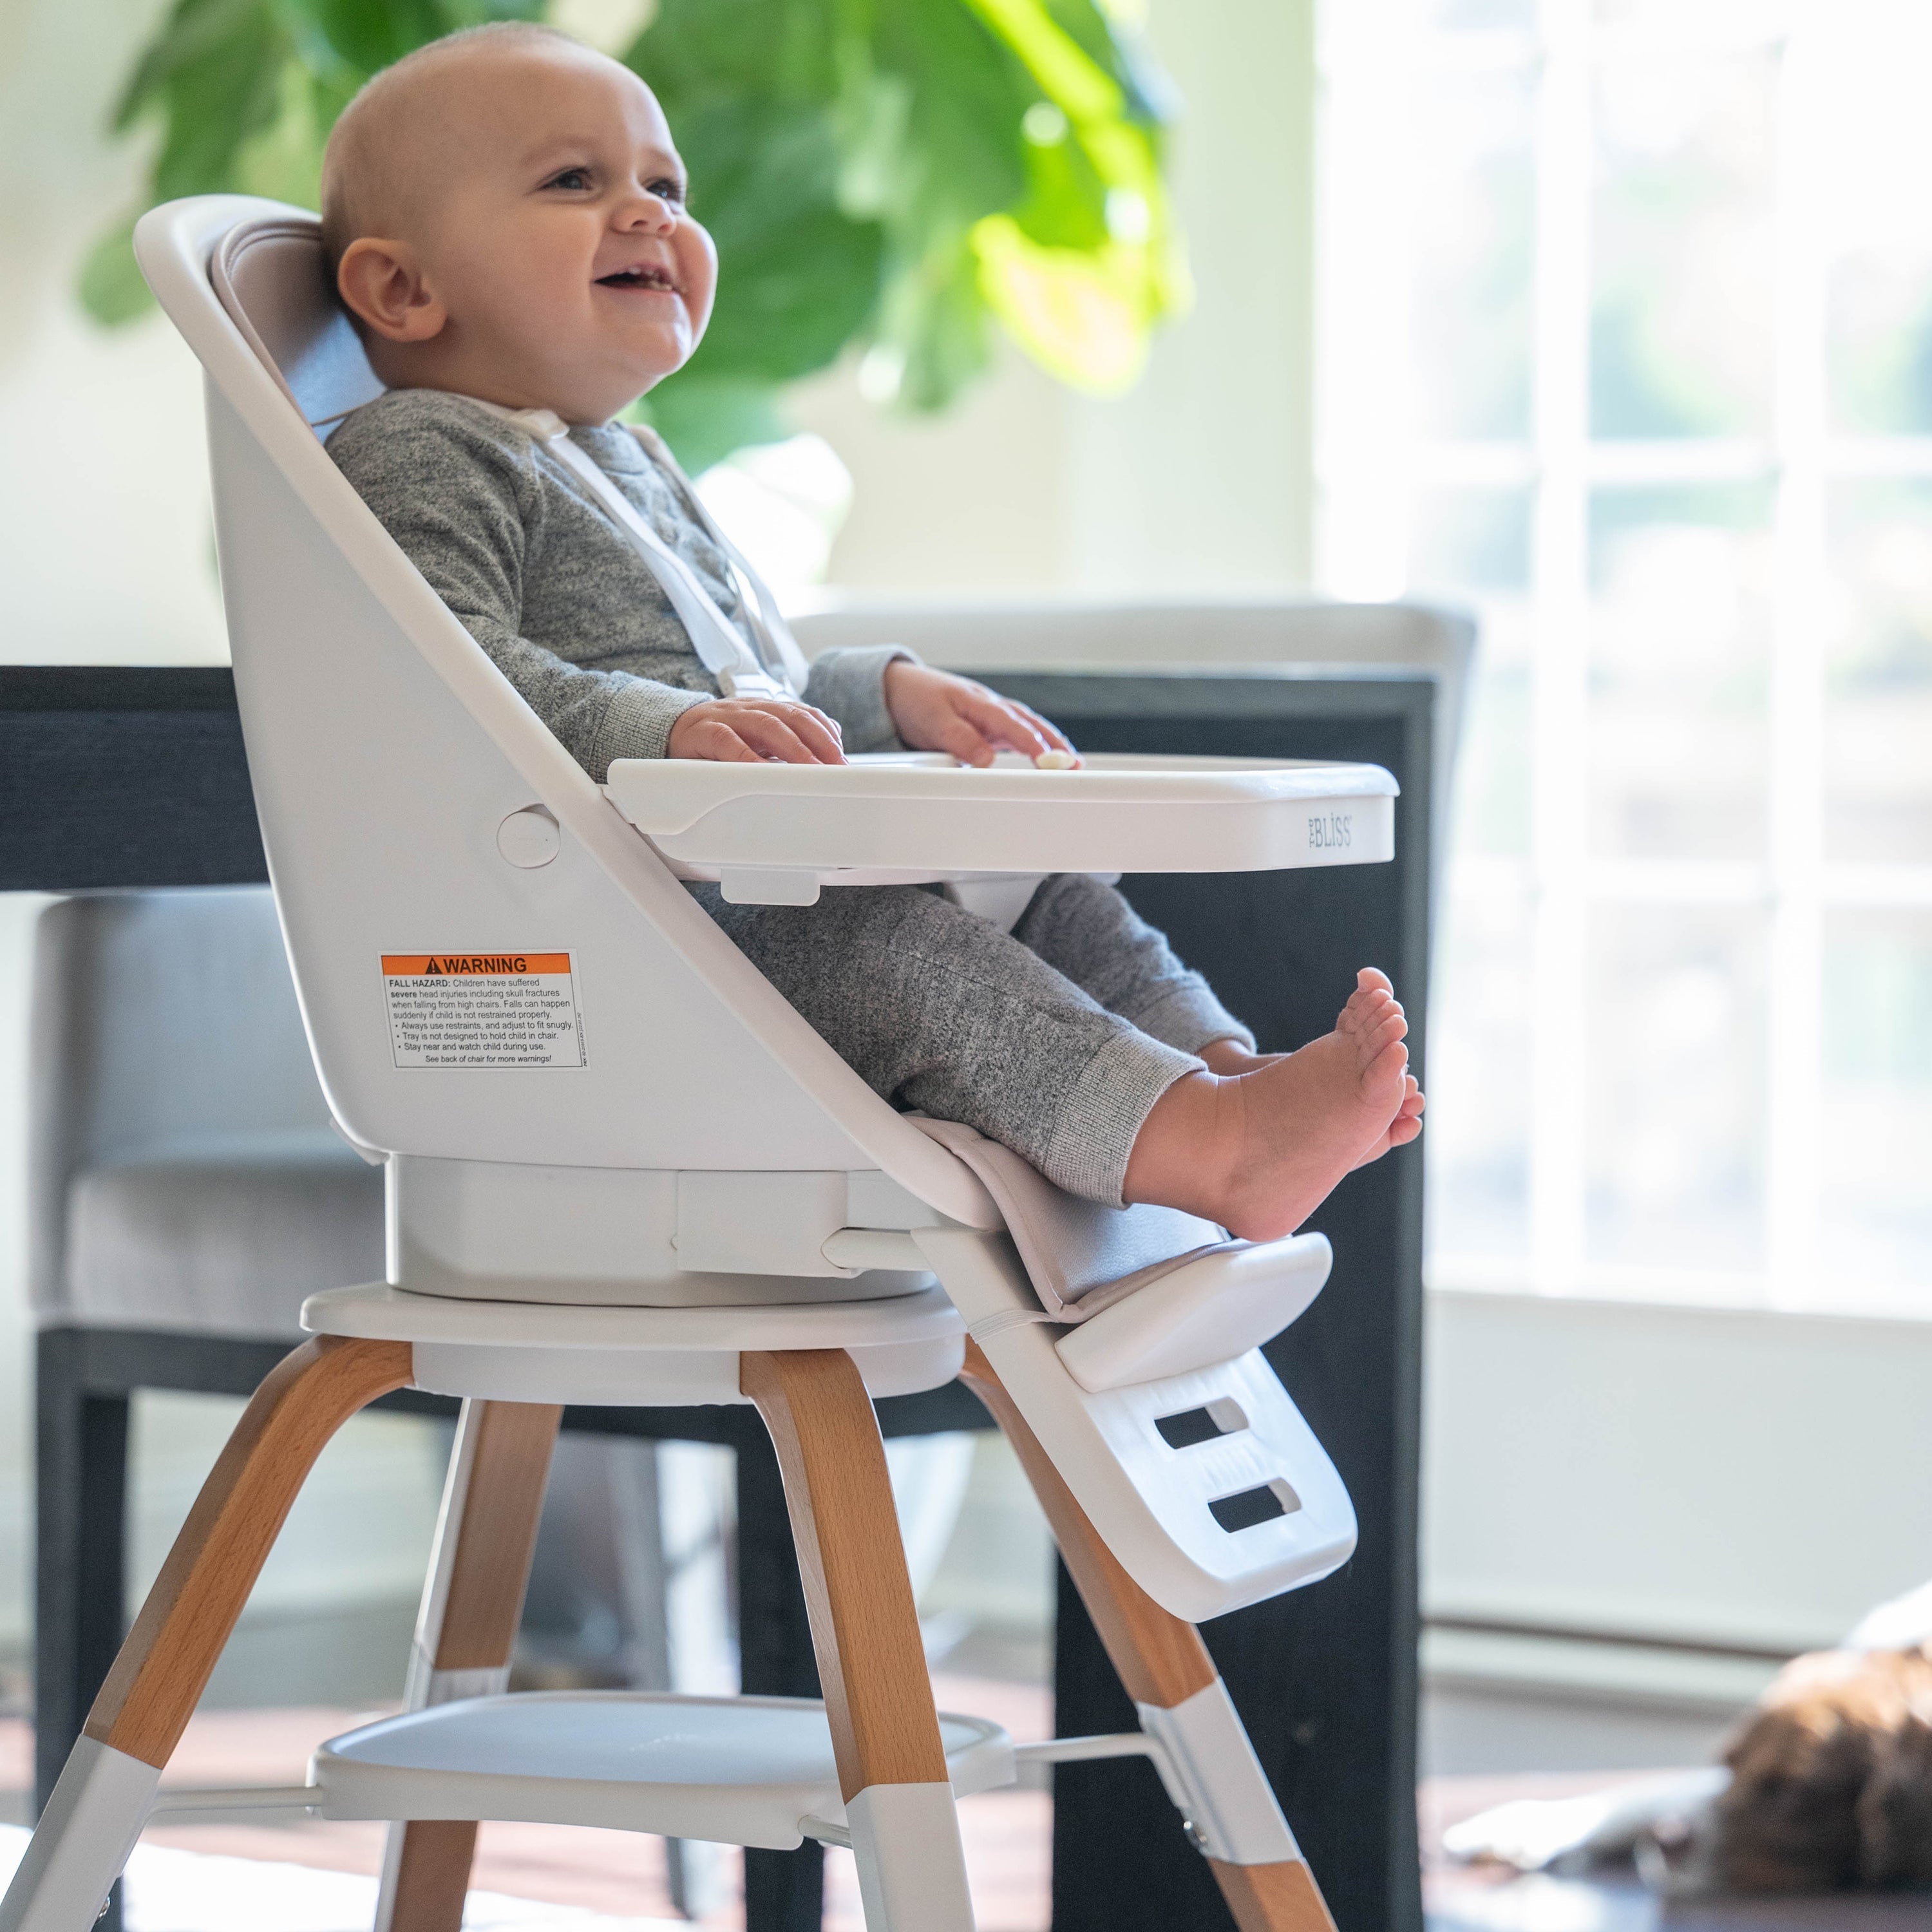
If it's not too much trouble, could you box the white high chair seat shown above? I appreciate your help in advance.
[0,193,1395,1932]
[301,1280,965,1406]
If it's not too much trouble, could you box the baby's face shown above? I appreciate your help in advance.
[344,44,717,421]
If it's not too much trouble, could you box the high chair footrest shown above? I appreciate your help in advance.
[1055,1233,1332,1392]
[309,1692,1012,1849]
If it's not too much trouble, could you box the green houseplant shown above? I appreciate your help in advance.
[86,0,1186,469]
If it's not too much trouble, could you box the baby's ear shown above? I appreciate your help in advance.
[336,238,447,343]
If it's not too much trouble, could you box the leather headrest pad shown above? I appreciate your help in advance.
[913,1116,1236,1320]
[211,217,384,437]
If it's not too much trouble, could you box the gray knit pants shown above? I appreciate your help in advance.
[694,873,1253,1204]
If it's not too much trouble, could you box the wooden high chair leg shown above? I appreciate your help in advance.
[376,1398,562,1932]
[0,1336,412,1932]
[741,1349,977,1932]
[958,1342,1338,1932]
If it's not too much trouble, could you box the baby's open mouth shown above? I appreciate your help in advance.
[596,264,677,292]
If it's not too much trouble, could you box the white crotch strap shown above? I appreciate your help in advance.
[494,404,804,701]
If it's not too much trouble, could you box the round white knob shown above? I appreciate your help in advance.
[497,805,561,868]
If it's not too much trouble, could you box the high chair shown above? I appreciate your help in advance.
[3,194,1405,1932]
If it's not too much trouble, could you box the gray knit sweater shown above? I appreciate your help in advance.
[327,388,905,779]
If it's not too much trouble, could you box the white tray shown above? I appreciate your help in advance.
[605,752,1396,903]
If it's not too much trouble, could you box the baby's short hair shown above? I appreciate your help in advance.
[319,20,578,278]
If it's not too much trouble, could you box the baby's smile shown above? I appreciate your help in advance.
[596,258,679,294]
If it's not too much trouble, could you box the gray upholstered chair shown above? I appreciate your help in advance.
[31,887,383,1336]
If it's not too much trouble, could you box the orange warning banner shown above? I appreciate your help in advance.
[382,953,572,977]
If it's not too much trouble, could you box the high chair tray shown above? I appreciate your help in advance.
[605,752,1396,889]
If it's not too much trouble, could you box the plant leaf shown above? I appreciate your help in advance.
[77,217,159,326]
[666,99,885,384]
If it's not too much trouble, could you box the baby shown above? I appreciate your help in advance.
[320,23,1423,1238]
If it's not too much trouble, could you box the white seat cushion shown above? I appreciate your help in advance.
[60,1131,383,1337]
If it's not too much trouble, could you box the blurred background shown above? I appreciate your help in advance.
[3,0,1931,1926]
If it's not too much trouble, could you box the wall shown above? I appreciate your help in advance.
[1423,1289,1932,1714]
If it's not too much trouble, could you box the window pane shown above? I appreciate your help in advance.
[1412,66,1535,440]
[1430,0,1532,25]
[1591,52,1777,439]
[1413,486,1531,594]
[1427,880,1533,1265]
[1413,486,1535,858]
[1821,12,1932,433]
[1824,481,1932,865]
[1586,905,1767,1273]
[1821,911,1932,1300]
[1829,249,1932,437]
[1595,0,1787,27]
[1589,484,1774,860]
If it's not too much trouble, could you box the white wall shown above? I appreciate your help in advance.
[1423,1289,1932,1701]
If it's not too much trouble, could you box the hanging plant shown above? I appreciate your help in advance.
[86,0,1188,469]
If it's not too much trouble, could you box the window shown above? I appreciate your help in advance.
[1318,0,1932,1313]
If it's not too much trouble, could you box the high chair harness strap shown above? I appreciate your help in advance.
[480,400,808,702]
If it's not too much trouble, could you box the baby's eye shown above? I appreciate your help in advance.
[546,167,594,192]
[649,178,687,205]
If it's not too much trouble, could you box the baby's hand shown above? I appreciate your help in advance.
[884,661,1076,768]
[667,696,846,764]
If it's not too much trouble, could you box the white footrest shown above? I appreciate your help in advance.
[310,1692,1013,1850]
[1054,1234,1331,1392]
[918,1227,1356,1622]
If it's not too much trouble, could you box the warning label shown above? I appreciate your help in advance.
[381,952,585,1069]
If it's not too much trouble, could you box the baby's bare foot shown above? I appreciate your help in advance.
[1125,969,1418,1240]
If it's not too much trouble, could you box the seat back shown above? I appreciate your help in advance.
[133,198,992,1226]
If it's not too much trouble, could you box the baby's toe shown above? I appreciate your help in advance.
[1340,986,1395,1036]
[1361,1006,1407,1056]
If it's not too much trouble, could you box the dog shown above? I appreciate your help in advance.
[1714,1639,1932,1891]
[1445,1580,1932,1895]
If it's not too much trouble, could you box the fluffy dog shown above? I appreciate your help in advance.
[1714,1640,1932,1891]
[1444,1580,1932,1894]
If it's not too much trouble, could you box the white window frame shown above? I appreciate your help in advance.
[1316,0,1932,1314]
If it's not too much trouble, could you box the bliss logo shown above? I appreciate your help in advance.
[1309,811,1352,851]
